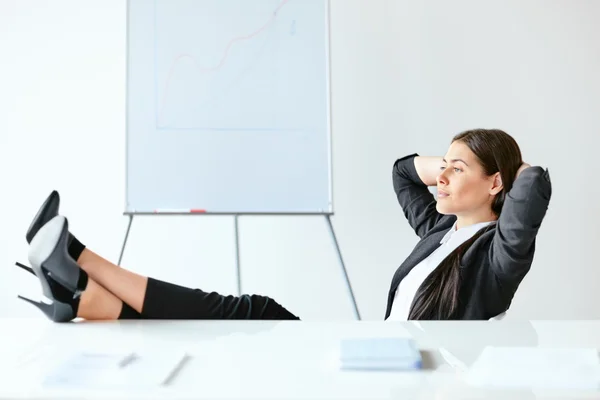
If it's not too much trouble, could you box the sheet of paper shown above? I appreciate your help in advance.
[465,346,600,390]
[43,351,189,389]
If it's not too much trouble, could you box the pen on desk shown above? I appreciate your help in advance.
[161,354,191,386]
[118,352,137,368]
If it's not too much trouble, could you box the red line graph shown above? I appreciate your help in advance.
[156,0,291,127]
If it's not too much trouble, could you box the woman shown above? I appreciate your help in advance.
[16,128,551,322]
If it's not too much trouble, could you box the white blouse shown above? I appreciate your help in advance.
[387,221,493,321]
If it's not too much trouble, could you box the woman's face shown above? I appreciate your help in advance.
[435,141,500,216]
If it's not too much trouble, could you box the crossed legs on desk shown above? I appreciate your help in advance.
[18,192,300,323]
[22,227,299,322]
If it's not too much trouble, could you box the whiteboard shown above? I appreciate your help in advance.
[126,0,332,214]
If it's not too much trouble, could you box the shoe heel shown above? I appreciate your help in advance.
[17,295,52,314]
[17,295,74,323]
[15,262,35,276]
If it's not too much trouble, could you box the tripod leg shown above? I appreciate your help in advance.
[325,215,361,320]
[118,214,134,266]
[234,214,242,296]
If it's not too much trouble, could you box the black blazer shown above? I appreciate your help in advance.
[385,154,552,320]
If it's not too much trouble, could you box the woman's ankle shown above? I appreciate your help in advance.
[68,235,86,262]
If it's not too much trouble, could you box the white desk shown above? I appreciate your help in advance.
[0,319,599,399]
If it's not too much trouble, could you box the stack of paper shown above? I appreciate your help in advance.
[339,338,422,371]
[465,347,600,390]
[43,351,189,389]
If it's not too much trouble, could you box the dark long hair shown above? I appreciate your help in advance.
[407,129,523,320]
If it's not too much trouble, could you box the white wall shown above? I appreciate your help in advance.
[1,0,598,321]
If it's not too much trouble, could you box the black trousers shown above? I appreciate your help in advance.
[119,278,301,320]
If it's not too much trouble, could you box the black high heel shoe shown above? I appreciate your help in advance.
[18,215,88,323]
[17,190,61,276]
[18,190,77,276]
[26,190,60,244]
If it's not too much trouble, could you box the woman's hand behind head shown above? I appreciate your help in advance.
[516,162,531,179]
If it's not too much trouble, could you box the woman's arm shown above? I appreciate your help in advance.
[414,156,444,186]
[516,162,531,178]
[393,154,445,239]
[488,164,552,284]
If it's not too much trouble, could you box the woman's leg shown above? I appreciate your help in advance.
[74,245,300,320]
[77,278,128,320]
[77,248,147,313]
